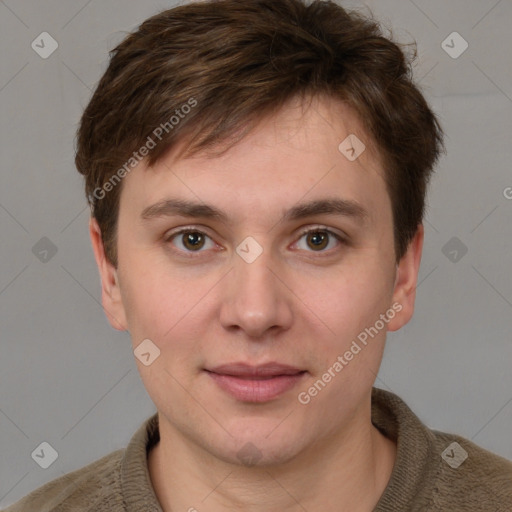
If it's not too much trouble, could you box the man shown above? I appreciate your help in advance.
[5,0,512,510]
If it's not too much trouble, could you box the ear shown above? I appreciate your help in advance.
[89,217,128,331]
[387,223,424,332]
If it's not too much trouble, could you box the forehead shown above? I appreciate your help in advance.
[119,95,390,230]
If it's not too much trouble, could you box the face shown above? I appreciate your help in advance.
[91,94,423,467]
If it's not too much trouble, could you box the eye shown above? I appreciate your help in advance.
[164,225,346,258]
[165,228,216,255]
[293,227,345,253]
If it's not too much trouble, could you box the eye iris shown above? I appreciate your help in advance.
[183,232,205,251]
[307,231,328,251]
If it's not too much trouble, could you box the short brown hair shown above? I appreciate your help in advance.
[75,0,445,267]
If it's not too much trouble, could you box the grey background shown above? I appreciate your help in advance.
[1,0,511,507]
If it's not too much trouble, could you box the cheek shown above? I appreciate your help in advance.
[296,266,391,408]
[303,261,391,339]
[117,251,170,341]
[118,256,219,346]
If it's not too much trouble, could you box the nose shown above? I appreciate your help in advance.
[219,245,294,339]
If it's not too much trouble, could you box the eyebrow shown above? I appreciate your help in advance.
[140,197,369,226]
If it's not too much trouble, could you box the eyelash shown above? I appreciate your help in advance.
[164,225,347,259]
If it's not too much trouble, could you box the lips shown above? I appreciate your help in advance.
[205,362,307,402]
[206,362,305,378]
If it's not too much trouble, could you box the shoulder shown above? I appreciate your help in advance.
[2,448,125,512]
[430,430,512,509]
[371,387,512,511]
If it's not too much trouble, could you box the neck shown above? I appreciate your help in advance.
[148,403,396,512]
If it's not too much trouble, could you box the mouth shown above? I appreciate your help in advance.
[204,363,307,403]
